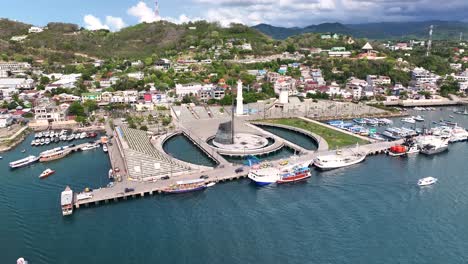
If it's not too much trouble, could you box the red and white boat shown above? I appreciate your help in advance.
[39,168,55,179]
[276,164,311,184]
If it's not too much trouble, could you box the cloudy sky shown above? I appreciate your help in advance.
[1,0,467,31]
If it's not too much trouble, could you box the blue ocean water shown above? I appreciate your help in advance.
[1,108,468,263]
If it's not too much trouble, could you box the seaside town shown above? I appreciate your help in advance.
[2,2,468,262]
[2,22,468,211]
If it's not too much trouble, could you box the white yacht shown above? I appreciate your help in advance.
[61,186,73,216]
[418,177,437,186]
[418,136,449,155]
[313,146,367,170]
[449,126,468,143]
[79,132,87,139]
[406,145,420,155]
[248,167,280,186]
[413,115,424,122]
[401,117,416,124]
[81,143,99,151]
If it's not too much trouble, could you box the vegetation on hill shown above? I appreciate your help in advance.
[0,18,31,40]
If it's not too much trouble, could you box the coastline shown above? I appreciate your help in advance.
[0,126,30,153]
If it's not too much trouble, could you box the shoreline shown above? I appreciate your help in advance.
[0,127,30,153]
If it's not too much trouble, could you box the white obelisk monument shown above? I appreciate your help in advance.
[236,79,244,116]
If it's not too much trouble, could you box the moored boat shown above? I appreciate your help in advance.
[39,168,55,179]
[401,117,416,124]
[314,144,367,170]
[162,179,207,194]
[9,155,40,169]
[103,144,108,152]
[40,148,71,162]
[81,143,99,151]
[248,167,280,186]
[276,165,311,184]
[61,186,73,216]
[387,145,407,156]
[418,177,437,186]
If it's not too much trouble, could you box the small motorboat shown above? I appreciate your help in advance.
[39,168,56,179]
[21,149,26,153]
[401,117,416,124]
[103,144,108,152]
[418,177,438,186]
[413,115,424,122]
[0,156,3,159]
[206,182,216,187]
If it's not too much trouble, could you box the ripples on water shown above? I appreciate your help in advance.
[1,109,468,263]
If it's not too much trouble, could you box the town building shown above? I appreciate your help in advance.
[274,77,297,96]
[411,67,441,84]
[328,47,351,57]
[81,92,102,102]
[154,59,171,71]
[0,114,13,128]
[0,62,31,73]
[28,26,44,33]
[366,75,391,88]
[34,103,69,122]
[127,72,144,80]
[175,83,214,97]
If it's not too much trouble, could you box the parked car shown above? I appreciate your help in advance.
[235,167,244,173]
[161,176,170,180]
[199,175,209,179]
[124,188,135,193]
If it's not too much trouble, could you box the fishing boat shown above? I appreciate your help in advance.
[61,186,73,216]
[418,177,437,186]
[313,145,367,170]
[276,164,311,184]
[40,148,71,162]
[387,145,407,157]
[39,168,55,179]
[9,155,40,169]
[248,167,280,186]
[162,179,207,194]
[401,117,416,124]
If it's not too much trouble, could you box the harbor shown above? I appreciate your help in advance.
[2,107,468,263]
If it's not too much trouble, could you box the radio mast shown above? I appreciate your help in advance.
[155,1,160,18]
[426,25,433,57]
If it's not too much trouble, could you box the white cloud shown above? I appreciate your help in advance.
[84,15,109,30]
[128,1,160,23]
[106,16,126,31]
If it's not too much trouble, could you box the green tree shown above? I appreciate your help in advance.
[68,102,85,116]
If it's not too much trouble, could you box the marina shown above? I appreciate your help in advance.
[2,107,468,263]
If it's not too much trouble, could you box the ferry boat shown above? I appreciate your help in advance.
[313,147,367,170]
[40,148,71,162]
[248,167,281,186]
[162,179,207,194]
[418,177,437,186]
[39,168,55,179]
[61,186,73,216]
[9,155,40,169]
[276,165,311,184]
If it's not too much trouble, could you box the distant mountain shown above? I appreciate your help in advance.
[252,20,468,40]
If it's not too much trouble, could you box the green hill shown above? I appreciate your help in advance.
[0,18,31,40]
[19,20,273,59]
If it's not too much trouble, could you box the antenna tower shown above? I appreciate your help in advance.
[426,25,433,57]
[155,1,160,18]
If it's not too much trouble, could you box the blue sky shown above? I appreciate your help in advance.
[1,0,467,30]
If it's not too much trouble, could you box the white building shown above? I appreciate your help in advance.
[412,67,440,84]
[0,62,31,73]
[175,83,214,97]
[0,114,13,128]
[127,72,144,80]
[366,75,391,88]
[0,78,34,90]
[28,27,44,33]
[274,77,297,96]
[109,90,138,104]
[10,35,28,42]
[241,43,252,51]
[34,103,69,122]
